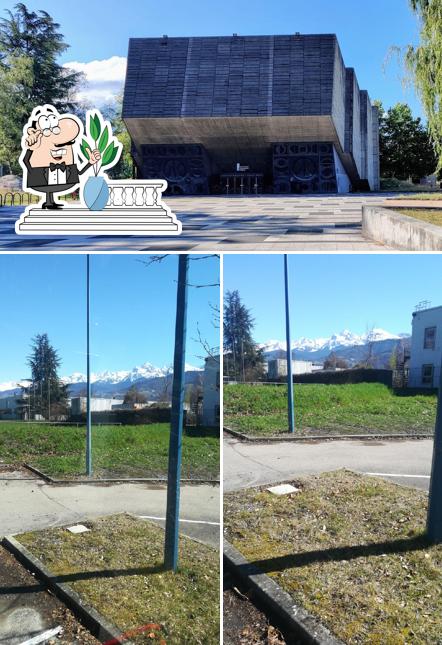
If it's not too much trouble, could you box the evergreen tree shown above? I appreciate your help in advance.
[223,290,265,381]
[0,3,82,172]
[406,1,442,170]
[25,333,68,419]
[376,101,437,181]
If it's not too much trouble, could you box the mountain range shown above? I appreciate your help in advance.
[0,328,410,397]
[0,362,203,399]
[260,328,410,367]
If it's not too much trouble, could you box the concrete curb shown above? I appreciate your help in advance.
[23,463,53,483]
[2,534,128,644]
[224,540,343,645]
[223,426,433,443]
[22,464,219,486]
[362,205,442,250]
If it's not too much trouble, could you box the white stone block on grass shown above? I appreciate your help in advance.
[267,484,300,496]
[66,524,90,534]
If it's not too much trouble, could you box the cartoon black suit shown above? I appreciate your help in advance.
[21,106,100,209]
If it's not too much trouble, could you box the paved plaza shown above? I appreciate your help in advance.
[0,194,392,251]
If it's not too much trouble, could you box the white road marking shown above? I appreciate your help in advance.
[138,515,220,526]
[365,472,430,479]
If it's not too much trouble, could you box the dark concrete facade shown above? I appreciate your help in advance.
[123,34,379,195]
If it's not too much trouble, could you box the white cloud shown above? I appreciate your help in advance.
[63,56,127,107]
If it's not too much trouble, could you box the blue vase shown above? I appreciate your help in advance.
[83,176,109,211]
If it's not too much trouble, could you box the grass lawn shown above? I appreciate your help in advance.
[18,514,220,645]
[396,208,442,227]
[394,193,442,200]
[0,422,219,479]
[224,383,436,436]
[224,471,442,644]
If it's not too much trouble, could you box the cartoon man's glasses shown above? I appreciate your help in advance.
[41,126,61,136]
[37,114,60,136]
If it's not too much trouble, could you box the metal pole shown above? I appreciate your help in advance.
[427,360,442,542]
[284,255,295,434]
[164,254,189,571]
[86,255,92,476]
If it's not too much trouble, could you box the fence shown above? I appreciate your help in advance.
[226,369,394,388]
[0,192,39,207]
[69,407,187,425]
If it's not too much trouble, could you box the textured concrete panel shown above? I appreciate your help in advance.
[123,33,379,193]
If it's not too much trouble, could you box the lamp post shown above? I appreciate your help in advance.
[284,255,295,434]
[164,254,189,571]
[427,359,442,542]
[86,254,92,476]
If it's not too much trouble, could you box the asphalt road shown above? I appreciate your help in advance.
[0,475,220,547]
[223,434,434,492]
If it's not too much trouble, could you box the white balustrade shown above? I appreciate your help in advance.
[106,180,166,209]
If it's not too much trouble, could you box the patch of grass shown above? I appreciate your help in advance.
[394,192,442,200]
[19,514,219,644]
[224,471,442,644]
[224,383,436,436]
[396,208,442,227]
[0,422,219,479]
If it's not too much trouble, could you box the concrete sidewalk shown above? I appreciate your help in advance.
[224,434,434,492]
[0,194,391,251]
[0,478,220,547]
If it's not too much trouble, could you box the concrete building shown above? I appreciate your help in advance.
[70,397,125,415]
[267,358,319,379]
[123,34,379,195]
[202,356,220,427]
[408,305,442,388]
[0,394,27,420]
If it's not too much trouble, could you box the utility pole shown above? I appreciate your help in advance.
[164,254,189,571]
[427,360,442,542]
[284,255,295,434]
[86,255,92,476]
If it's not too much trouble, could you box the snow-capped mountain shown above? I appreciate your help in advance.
[261,329,404,355]
[0,361,202,399]
[260,329,410,368]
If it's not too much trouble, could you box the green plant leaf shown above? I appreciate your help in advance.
[89,113,101,140]
[101,141,119,167]
[93,114,101,140]
[80,138,91,161]
[98,126,109,154]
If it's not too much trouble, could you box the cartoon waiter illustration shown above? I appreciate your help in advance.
[20,104,101,209]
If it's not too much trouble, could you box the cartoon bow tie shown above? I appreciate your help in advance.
[49,162,66,171]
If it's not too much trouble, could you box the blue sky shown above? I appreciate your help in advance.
[0,254,219,383]
[223,254,442,343]
[0,0,423,116]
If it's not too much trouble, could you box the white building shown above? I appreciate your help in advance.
[267,358,319,379]
[70,397,125,415]
[202,356,220,427]
[408,305,442,388]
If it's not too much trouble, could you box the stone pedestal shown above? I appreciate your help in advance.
[15,180,181,236]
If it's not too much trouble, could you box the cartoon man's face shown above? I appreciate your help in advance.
[26,107,80,167]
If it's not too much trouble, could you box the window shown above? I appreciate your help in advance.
[422,364,434,385]
[424,326,436,349]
